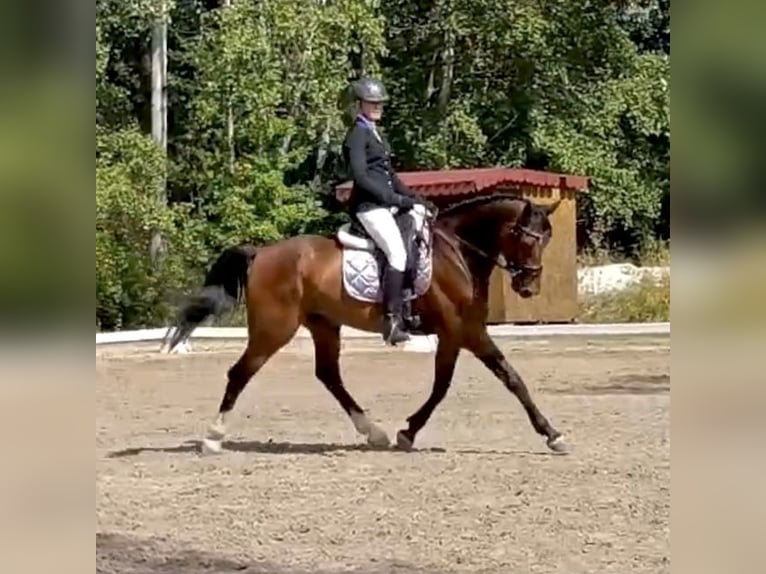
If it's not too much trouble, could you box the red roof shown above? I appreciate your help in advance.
[335,167,589,198]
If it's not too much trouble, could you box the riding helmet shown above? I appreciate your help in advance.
[351,77,389,103]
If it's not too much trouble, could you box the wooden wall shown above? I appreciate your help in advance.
[486,186,580,324]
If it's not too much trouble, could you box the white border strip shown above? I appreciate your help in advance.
[96,322,669,346]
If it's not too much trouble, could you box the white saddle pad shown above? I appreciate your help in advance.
[341,233,433,304]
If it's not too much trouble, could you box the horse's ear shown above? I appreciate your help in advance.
[544,199,562,216]
[521,198,533,220]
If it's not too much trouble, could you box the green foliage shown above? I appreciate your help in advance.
[96,128,206,330]
[579,238,670,267]
[177,0,386,250]
[381,0,669,252]
[416,105,490,169]
[95,0,670,329]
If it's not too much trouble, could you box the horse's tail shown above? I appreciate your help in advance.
[162,244,257,353]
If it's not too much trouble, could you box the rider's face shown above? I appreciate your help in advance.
[361,100,383,121]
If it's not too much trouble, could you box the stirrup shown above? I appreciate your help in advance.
[383,314,410,346]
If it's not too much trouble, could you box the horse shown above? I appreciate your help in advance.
[163,193,568,455]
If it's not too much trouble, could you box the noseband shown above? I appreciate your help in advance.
[507,225,546,275]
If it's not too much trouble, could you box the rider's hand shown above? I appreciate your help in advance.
[396,195,417,210]
[416,200,436,216]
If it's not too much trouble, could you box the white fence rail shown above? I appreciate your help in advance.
[96,323,669,354]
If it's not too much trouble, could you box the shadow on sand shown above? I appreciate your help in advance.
[107,439,444,458]
[107,440,562,459]
[97,532,439,574]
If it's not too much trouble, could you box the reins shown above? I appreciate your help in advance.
[439,222,545,277]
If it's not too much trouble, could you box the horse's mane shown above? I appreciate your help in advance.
[437,192,529,218]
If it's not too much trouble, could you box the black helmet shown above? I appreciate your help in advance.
[351,77,389,103]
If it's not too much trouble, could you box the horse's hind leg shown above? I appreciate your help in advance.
[201,319,298,455]
[305,314,390,447]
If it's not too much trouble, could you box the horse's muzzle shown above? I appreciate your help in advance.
[518,286,534,298]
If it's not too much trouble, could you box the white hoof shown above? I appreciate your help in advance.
[396,430,413,451]
[207,424,225,441]
[367,424,391,448]
[171,340,192,354]
[547,434,569,454]
[351,411,389,447]
[200,437,223,455]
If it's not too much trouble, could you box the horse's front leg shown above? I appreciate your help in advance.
[396,338,460,450]
[466,329,568,454]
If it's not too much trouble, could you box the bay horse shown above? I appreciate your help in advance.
[164,193,568,455]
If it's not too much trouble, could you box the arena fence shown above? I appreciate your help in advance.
[95,323,670,354]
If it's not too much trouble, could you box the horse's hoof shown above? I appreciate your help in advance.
[200,437,223,455]
[395,430,414,451]
[546,435,569,454]
[366,424,391,448]
[207,424,226,441]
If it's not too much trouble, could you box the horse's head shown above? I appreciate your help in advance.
[500,198,559,297]
[437,194,560,298]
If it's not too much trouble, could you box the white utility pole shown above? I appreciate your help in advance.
[150,1,168,158]
[224,0,235,173]
[150,0,168,260]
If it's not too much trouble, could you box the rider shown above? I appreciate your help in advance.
[342,77,432,346]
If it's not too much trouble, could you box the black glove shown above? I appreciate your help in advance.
[396,194,417,210]
[421,199,437,213]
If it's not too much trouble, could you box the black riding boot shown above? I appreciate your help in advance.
[381,267,411,346]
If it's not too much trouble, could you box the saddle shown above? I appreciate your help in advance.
[336,211,434,331]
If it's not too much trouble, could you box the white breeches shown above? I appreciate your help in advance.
[356,207,413,272]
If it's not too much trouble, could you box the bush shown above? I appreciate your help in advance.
[96,128,207,331]
[578,238,670,267]
[578,274,670,323]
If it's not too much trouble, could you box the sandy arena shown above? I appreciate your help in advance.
[97,335,669,574]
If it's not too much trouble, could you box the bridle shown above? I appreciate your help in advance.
[423,204,546,277]
[450,223,546,277]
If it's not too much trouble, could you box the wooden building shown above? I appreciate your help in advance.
[336,167,589,324]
